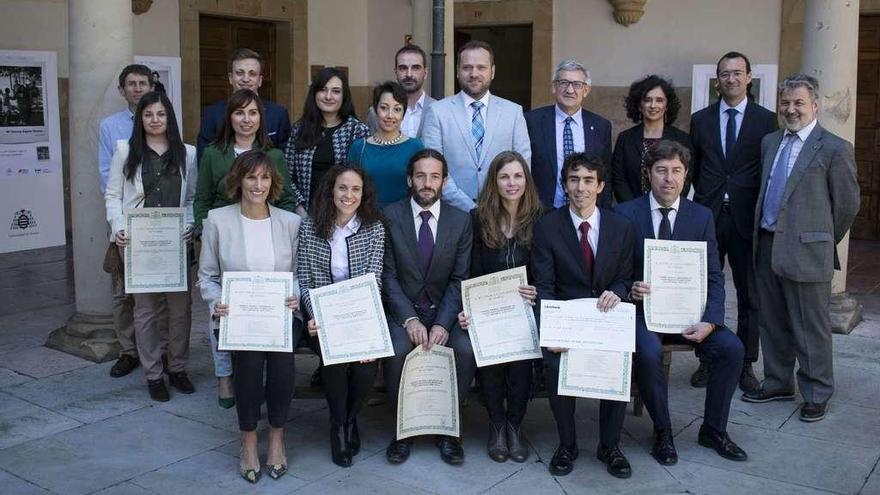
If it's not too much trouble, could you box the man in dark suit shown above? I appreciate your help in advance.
[689,52,778,392]
[531,152,634,478]
[743,74,859,423]
[382,148,476,465]
[196,48,291,162]
[525,60,613,209]
[617,140,747,466]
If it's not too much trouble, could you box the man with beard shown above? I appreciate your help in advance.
[381,148,476,466]
[367,44,436,138]
[420,40,531,211]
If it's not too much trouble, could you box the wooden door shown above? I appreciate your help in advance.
[453,25,533,111]
[854,15,880,240]
[199,16,277,111]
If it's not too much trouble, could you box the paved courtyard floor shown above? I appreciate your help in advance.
[0,244,878,494]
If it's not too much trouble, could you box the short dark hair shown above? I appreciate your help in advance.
[407,148,448,178]
[225,150,283,203]
[644,140,691,170]
[228,48,263,73]
[118,64,152,89]
[372,81,408,116]
[624,75,681,125]
[395,44,427,67]
[716,51,752,76]
[457,40,494,66]
[561,152,606,185]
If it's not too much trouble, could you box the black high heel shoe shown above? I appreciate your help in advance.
[330,423,352,467]
[345,419,360,456]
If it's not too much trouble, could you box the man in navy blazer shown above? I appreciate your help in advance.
[525,60,613,209]
[531,152,635,478]
[690,52,778,392]
[196,48,291,162]
[616,140,747,466]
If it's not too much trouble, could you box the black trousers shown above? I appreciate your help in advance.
[322,360,379,425]
[479,360,533,427]
[716,205,760,362]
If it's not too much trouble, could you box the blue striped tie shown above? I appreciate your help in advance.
[761,134,796,230]
[471,101,485,158]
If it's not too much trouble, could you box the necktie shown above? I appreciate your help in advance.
[761,134,796,229]
[724,108,738,158]
[471,101,485,158]
[563,116,574,158]
[578,221,594,273]
[658,207,672,240]
[416,210,434,312]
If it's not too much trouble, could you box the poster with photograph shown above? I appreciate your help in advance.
[134,56,182,129]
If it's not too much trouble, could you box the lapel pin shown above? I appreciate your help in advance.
[590,125,594,131]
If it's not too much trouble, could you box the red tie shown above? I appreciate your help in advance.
[578,221,593,272]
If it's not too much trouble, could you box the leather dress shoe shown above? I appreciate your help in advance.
[168,371,195,394]
[345,419,360,456]
[330,424,352,467]
[110,354,139,378]
[738,363,761,393]
[385,437,412,464]
[651,429,678,466]
[800,401,828,422]
[506,421,529,463]
[597,444,632,479]
[698,425,747,461]
[741,387,796,403]
[690,361,709,388]
[437,436,465,465]
[548,444,578,476]
[487,423,508,462]
[147,378,169,402]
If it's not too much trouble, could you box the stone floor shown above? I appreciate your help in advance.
[0,243,879,495]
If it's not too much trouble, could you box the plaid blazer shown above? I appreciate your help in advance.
[283,116,369,209]
[296,217,386,319]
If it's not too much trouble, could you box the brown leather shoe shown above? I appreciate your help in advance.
[800,401,828,422]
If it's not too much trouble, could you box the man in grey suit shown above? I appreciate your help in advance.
[367,44,436,138]
[743,74,860,423]
[419,40,532,211]
[382,148,475,465]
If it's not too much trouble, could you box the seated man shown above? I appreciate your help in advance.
[531,152,635,478]
[382,148,476,466]
[616,140,747,465]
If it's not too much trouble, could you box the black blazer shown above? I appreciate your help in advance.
[611,123,693,204]
[196,99,292,163]
[690,101,777,239]
[382,199,472,331]
[525,105,613,209]
[530,207,634,321]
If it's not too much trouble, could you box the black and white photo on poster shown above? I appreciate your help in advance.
[0,62,48,143]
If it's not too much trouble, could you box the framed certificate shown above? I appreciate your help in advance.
[644,239,708,334]
[559,349,631,402]
[539,299,635,352]
[218,271,295,352]
[397,345,459,439]
[124,207,187,293]
[310,273,394,366]
[462,266,541,367]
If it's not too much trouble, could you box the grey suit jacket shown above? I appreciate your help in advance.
[381,198,472,331]
[753,123,860,283]
[419,92,531,211]
[198,204,303,320]
[366,92,436,134]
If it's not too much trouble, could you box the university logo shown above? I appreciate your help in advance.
[10,209,36,231]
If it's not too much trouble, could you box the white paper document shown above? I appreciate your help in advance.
[559,349,631,402]
[643,239,708,334]
[539,299,635,352]
[396,345,459,440]
[124,208,187,293]
[218,271,294,352]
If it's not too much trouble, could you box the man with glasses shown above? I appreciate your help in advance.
[526,59,613,208]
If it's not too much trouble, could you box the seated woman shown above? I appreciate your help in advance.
[458,151,542,463]
[297,164,385,467]
[105,91,197,402]
[198,151,303,483]
[347,81,423,207]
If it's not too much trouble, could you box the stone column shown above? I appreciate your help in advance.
[800,0,862,332]
[47,0,134,360]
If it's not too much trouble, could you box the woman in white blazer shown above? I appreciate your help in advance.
[104,91,197,403]
[198,150,303,483]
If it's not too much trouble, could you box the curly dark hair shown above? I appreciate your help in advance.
[310,163,382,240]
[624,75,681,126]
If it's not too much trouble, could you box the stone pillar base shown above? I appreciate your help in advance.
[830,292,863,335]
[46,312,120,363]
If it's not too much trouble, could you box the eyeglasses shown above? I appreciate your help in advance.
[718,70,747,80]
[554,79,588,91]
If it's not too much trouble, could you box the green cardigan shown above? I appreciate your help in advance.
[193,145,296,230]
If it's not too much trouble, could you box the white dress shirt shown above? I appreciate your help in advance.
[648,193,680,238]
[329,215,360,282]
[401,91,427,139]
[410,197,441,242]
[569,206,600,255]
[555,105,586,207]
[462,91,491,136]
[241,214,275,272]
[767,118,818,184]
[719,97,748,157]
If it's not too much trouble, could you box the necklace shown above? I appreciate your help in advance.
[372,132,405,146]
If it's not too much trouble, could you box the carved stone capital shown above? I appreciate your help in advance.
[132,0,153,15]
[609,0,647,27]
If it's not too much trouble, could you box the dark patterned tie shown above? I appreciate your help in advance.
[563,116,574,158]
[417,210,434,274]
[578,221,593,273]
[725,108,738,158]
[658,208,673,240]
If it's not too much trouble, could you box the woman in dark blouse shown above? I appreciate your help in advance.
[611,75,693,203]
[459,150,543,464]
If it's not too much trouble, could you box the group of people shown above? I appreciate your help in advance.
[98,40,859,484]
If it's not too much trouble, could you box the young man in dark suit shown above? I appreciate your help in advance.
[689,52,778,391]
[531,152,635,478]
[616,140,747,466]
[381,148,476,466]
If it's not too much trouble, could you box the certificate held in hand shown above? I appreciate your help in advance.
[643,239,708,334]
[396,345,459,440]
[539,299,635,352]
[124,208,187,294]
[219,271,295,352]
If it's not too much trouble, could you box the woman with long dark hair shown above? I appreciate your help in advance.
[297,163,385,467]
[105,91,197,402]
[458,150,543,463]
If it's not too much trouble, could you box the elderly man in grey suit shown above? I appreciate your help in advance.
[367,44,436,138]
[382,148,475,465]
[419,40,531,211]
[742,74,860,423]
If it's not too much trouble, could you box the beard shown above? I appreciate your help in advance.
[412,186,440,207]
